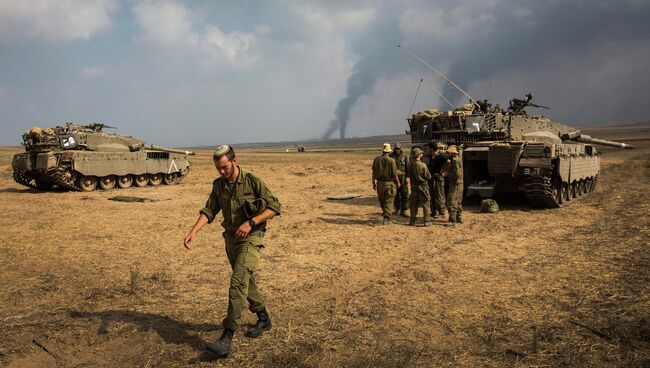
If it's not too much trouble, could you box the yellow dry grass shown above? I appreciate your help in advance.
[0,136,648,367]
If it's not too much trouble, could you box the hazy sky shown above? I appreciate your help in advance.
[1,0,649,146]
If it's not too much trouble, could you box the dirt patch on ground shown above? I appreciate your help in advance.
[0,140,648,367]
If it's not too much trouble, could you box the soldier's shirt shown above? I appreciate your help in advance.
[372,155,397,182]
[200,166,282,238]
[409,160,431,185]
[428,155,448,175]
[388,152,409,176]
[448,157,463,184]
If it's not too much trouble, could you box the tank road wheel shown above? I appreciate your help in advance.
[162,173,177,185]
[98,175,116,190]
[134,174,149,187]
[571,182,578,198]
[149,173,162,186]
[117,175,133,189]
[78,176,97,192]
[553,179,563,205]
[562,182,571,202]
[578,180,586,196]
[588,177,596,193]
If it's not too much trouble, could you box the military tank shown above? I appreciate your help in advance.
[408,94,633,208]
[12,123,194,191]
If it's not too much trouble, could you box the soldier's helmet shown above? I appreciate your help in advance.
[394,142,401,150]
[447,145,458,155]
[412,147,423,157]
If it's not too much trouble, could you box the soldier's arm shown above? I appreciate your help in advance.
[184,214,209,250]
[252,176,282,217]
[185,182,222,249]
[371,159,378,189]
[390,159,400,188]
[237,178,281,238]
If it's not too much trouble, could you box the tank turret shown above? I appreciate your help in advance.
[12,122,193,191]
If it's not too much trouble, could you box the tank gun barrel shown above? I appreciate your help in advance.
[146,144,195,155]
[563,132,633,149]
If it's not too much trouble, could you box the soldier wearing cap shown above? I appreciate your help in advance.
[184,145,282,357]
[428,142,449,219]
[372,143,400,225]
[389,142,410,217]
[445,145,464,224]
[408,147,432,226]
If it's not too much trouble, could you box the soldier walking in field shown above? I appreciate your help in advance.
[372,143,400,225]
[389,143,410,217]
[408,147,432,226]
[183,145,282,357]
[428,142,449,219]
[445,145,464,224]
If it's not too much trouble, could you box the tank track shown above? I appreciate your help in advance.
[49,167,81,191]
[176,167,190,183]
[12,170,38,189]
[13,167,190,192]
[520,176,561,208]
[521,175,598,208]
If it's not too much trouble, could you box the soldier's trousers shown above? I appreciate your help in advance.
[446,182,464,220]
[376,181,396,219]
[431,174,446,215]
[393,175,409,212]
[409,184,431,223]
[222,232,266,331]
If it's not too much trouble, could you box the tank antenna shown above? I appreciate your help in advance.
[398,45,480,110]
[389,53,455,109]
[407,78,424,119]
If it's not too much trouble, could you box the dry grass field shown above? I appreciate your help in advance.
[0,126,648,367]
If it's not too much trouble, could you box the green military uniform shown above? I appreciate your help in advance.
[389,151,410,213]
[372,154,398,221]
[446,156,464,222]
[432,172,446,216]
[427,151,449,218]
[408,159,432,225]
[200,167,281,332]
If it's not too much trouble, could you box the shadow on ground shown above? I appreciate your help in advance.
[69,310,219,351]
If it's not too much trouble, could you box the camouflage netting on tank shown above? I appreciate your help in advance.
[411,108,440,125]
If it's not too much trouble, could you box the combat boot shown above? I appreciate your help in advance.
[381,217,392,225]
[423,221,432,227]
[408,219,416,226]
[432,211,439,219]
[448,214,456,224]
[206,329,233,357]
[245,309,272,338]
[399,209,408,218]
[456,213,463,224]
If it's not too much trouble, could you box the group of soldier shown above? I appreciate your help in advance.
[372,141,464,226]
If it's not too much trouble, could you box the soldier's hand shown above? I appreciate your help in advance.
[183,232,196,250]
[236,221,252,238]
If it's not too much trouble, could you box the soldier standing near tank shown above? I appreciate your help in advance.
[445,145,464,224]
[372,143,400,225]
[389,143,410,217]
[428,142,449,219]
[183,145,282,357]
[408,147,432,226]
